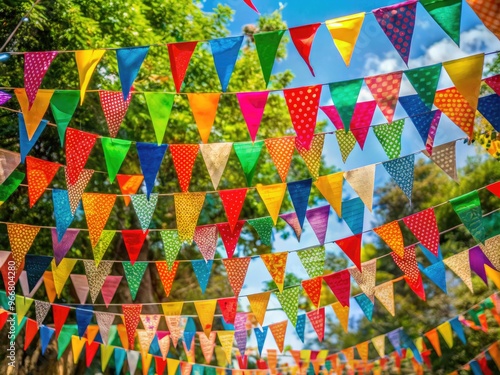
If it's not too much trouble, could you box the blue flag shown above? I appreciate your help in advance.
[136,142,168,198]
[116,46,149,99]
[19,113,47,162]
[40,325,55,354]
[419,244,442,263]
[420,261,447,293]
[400,329,422,363]
[254,326,268,355]
[76,306,94,338]
[470,360,482,375]
[387,329,402,356]
[52,189,76,241]
[295,313,306,342]
[449,317,466,344]
[114,347,127,374]
[399,94,428,117]
[191,260,213,293]
[478,94,500,132]
[184,331,196,351]
[193,364,205,375]
[354,293,374,321]
[209,36,244,92]
[287,179,312,229]
[24,254,52,292]
[342,197,365,235]
[383,154,415,202]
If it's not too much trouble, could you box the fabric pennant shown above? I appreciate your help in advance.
[116,46,149,99]
[469,246,495,284]
[82,193,116,248]
[209,36,244,92]
[50,90,80,145]
[296,133,325,178]
[219,188,248,232]
[321,105,345,130]
[256,183,287,225]
[365,72,403,123]
[306,205,330,245]
[217,221,245,258]
[194,225,218,261]
[374,221,405,258]
[123,304,142,349]
[160,230,182,268]
[8,224,40,271]
[217,331,235,362]
[18,113,47,162]
[187,93,221,143]
[424,141,458,181]
[342,198,365,235]
[269,320,288,352]
[52,304,71,338]
[218,297,238,325]
[92,230,115,266]
[0,90,11,106]
[264,137,296,183]
[324,269,351,307]
[350,101,377,149]
[437,321,454,348]
[117,174,144,206]
[26,157,60,207]
[254,327,268,355]
[404,64,442,110]
[167,41,198,93]
[297,246,325,278]
[302,277,322,308]
[373,119,405,159]
[254,30,285,87]
[24,318,39,350]
[174,192,206,243]
[344,165,375,212]
[276,286,300,327]
[70,274,90,304]
[349,259,377,301]
[403,208,440,256]
[391,245,420,283]
[374,281,395,316]
[144,92,174,144]
[485,75,500,95]
[0,149,21,185]
[16,295,34,324]
[136,142,168,198]
[247,217,274,246]
[199,143,233,189]
[83,260,114,303]
[76,307,94,338]
[234,141,264,186]
[443,54,484,109]
[383,154,415,202]
[248,292,270,326]
[314,172,343,217]
[434,88,475,138]
[43,272,57,303]
[75,49,106,104]
[99,90,132,137]
[131,193,158,232]
[294,314,306,343]
[261,252,288,292]
[170,144,199,192]
[401,103,441,154]
[24,51,58,108]
[192,260,213,293]
[336,234,362,270]
[123,261,148,300]
[35,300,51,326]
[280,212,303,240]
[194,299,217,337]
[466,0,500,39]
[450,191,485,243]
[325,14,365,67]
[101,138,131,183]
[444,250,473,292]
[243,0,259,12]
[331,302,350,333]
[223,258,250,296]
[478,94,500,132]
[289,24,321,76]
[65,168,94,215]
[237,91,269,141]
[65,128,98,185]
[283,86,322,150]
[335,130,357,163]
[198,332,217,364]
[287,179,312,229]
[156,261,179,297]
[40,325,55,354]
[309,308,326,342]
[24,254,52,292]
[354,294,374,321]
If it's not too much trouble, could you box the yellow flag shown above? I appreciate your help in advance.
[142,353,153,375]
[371,335,385,357]
[161,301,183,316]
[256,183,287,224]
[75,50,106,105]
[443,251,473,292]
[52,258,78,298]
[100,344,114,372]
[443,54,484,109]
[485,265,500,288]
[314,172,343,217]
[215,346,228,367]
[167,358,180,375]
[174,192,206,243]
[325,13,365,66]
[71,335,86,364]
[217,331,235,362]
[194,299,217,337]
[247,292,270,326]
[374,281,395,316]
[14,88,54,140]
[437,321,453,348]
[187,93,221,143]
[356,341,369,362]
[331,302,349,333]
[261,252,288,292]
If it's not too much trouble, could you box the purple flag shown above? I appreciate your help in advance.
[305,205,330,245]
[51,228,79,265]
[469,246,496,284]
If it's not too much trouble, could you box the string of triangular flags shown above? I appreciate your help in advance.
[450,340,500,375]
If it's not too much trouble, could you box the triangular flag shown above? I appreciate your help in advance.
[306,205,330,245]
[478,94,500,132]
[0,170,23,206]
[373,119,405,159]
[342,198,365,235]
[199,143,233,189]
[437,321,453,348]
[167,41,198,93]
[383,154,415,202]
[254,327,268,355]
[0,91,11,105]
[373,0,418,65]
[280,212,303,240]
[86,325,99,344]
[170,144,199,192]
[374,281,395,316]
[217,331,235,362]
[331,302,350,333]
[131,193,158,232]
[194,225,218,261]
[122,304,142,348]
[43,271,57,303]
[52,304,71,338]
[243,0,259,12]
[14,89,54,141]
[76,307,94,338]
[156,261,179,296]
[24,254,52,292]
[365,72,403,123]
[0,149,20,185]
[65,128,98,185]
[450,317,466,344]
[192,260,213,293]
[349,259,377,301]
[261,252,288,292]
[302,277,322,308]
[70,274,90,304]
[82,193,116,248]
[434,88,475,138]
[391,245,420,283]
[50,90,80,145]
[114,347,127,373]
[92,230,115,266]
[356,341,369,362]
[403,208,440,256]
[16,295,34,324]
[116,46,149,99]
[98,90,132,137]
[167,358,180,375]
[325,13,365,67]
[297,246,325,278]
[123,261,148,300]
[324,269,351,307]
[187,93,221,143]
[424,141,458,182]
[75,49,106,104]
[117,174,144,206]
[256,183,287,225]
[65,168,94,215]
[425,328,442,356]
[264,137,296,183]
[450,191,485,243]
[254,30,285,87]
[126,349,140,374]
[58,326,77,359]
[443,54,484,109]
[283,86,322,150]
[350,101,377,149]
[210,36,244,92]
[372,335,386,357]
[469,246,494,283]
[313,172,343,216]
[321,105,345,130]
[247,292,270,326]
[136,142,168,198]
[218,297,238,325]
[101,345,115,371]
[18,113,47,162]
[289,24,321,76]
[444,250,473,292]
[219,188,248,232]
[8,224,40,271]
[24,318,39,350]
[421,261,447,293]
[276,286,300,327]
[269,320,288,352]
[198,331,217,364]
[248,217,274,246]
[466,0,500,38]
[237,91,269,141]
[374,221,405,258]
[164,315,184,347]
[101,138,131,183]
[344,164,375,212]
[35,300,50,326]
[421,0,462,44]
[194,299,217,337]
[144,92,174,144]
[174,192,206,242]
[160,230,182,268]
[354,294,374,321]
[288,179,312,229]
[82,260,113,303]
[40,325,55,354]
[404,64,442,110]
[485,75,500,95]
[336,234,362,270]
[335,130,357,163]
[234,141,264,186]
[71,335,86,363]
[483,235,500,270]
[308,308,326,342]
[24,51,58,108]
[26,156,60,207]
[223,258,250,296]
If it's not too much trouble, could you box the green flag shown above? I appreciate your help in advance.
[0,171,24,205]
[373,119,405,159]
[248,216,274,246]
[254,30,285,87]
[144,92,175,145]
[58,325,78,359]
[276,286,300,327]
[404,64,442,110]
[14,314,27,339]
[450,191,486,243]
[335,131,357,163]
[234,141,264,186]
[297,246,325,278]
[101,137,131,182]
[50,90,80,146]
[328,79,363,131]
[123,261,148,300]
[161,230,183,269]
[420,0,462,45]
[93,230,116,266]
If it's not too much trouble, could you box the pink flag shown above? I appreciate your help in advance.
[24,51,58,108]
[236,91,269,141]
[350,101,377,149]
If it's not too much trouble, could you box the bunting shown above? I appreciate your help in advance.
[365,72,403,123]
[276,286,300,327]
[325,14,365,67]
[296,134,324,180]
[306,205,330,245]
[350,101,377,149]
[374,221,405,258]
[332,302,350,333]
[75,49,106,104]
[466,0,500,39]
[92,230,115,266]
[50,90,80,145]
[342,198,365,235]
[170,144,199,192]
[101,138,131,183]
[192,260,213,293]
[218,297,237,325]
[66,168,94,215]
[302,277,322,308]
[174,192,206,243]
[144,93,175,145]
[314,172,343,216]
[223,258,250,296]
[156,261,178,297]
[424,141,458,181]
[117,174,144,206]
[24,52,58,108]
[8,224,40,271]
[237,92,269,141]
[336,234,362,270]
[335,130,357,163]
[443,250,473,292]
[234,141,264,186]
[65,128,98,185]
[269,320,288,352]
[373,119,405,159]
[217,221,245,258]
[69,274,90,304]
[355,294,374,321]
[256,183,287,225]
[123,262,148,300]
[218,331,235,362]
[297,246,325,278]
[194,225,218,261]
[194,299,217,337]
[344,165,375,211]
[261,252,288,292]
[168,41,198,93]
[254,30,285,87]
[160,230,182,268]
[26,157,60,207]
[18,114,47,163]
[99,90,132,137]
[323,269,351,307]
[0,150,20,185]
[288,24,321,76]
[136,142,168,198]
[443,54,484,109]
[82,193,116,248]
[404,64,442,110]
[264,137,296,183]
[247,217,274,246]
[383,154,415,202]
[199,143,233,190]
[123,304,142,349]
[209,36,244,92]
[449,191,485,243]
[421,0,462,45]
[248,292,270,326]
[116,46,149,99]
[374,281,395,316]
[219,188,247,232]
[83,260,113,303]
[434,88,475,138]
[308,308,325,342]
[287,179,312,229]
[349,260,377,301]
[280,212,303,241]
[24,254,52,292]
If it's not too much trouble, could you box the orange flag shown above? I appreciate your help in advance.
[223,258,250,296]
[269,320,288,352]
[82,193,116,248]
[8,224,40,271]
[247,292,270,326]
[373,221,405,258]
[15,88,54,140]
[261,252,288,292]
[195,300,217,337]
[314,172,343,217]
[364,72,402,123]
[332,302,349,333]
[156,261,179,296]
[434,87,476,138]
[27,157,61,207]
[116,174,144,206]
[356,341,369,362]
[256,183,287,225]
[424,329,441,356]
[174,192,206,243]
[170,144,199,192]
[264,137,296,183]
[302,276,322,308]
[187,93,221,143]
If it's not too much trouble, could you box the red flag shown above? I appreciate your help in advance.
[219,188,248,232]
[122,229,149,264]
[391,245,420,283]
[53,304,71,338]
[307,308,325,342]
[365,72,403,123]
[65,128,98,185]
[242,0,259,13]
[302,276,322,308]
[123,304,142,349]
[194,225,218,261]
[24,51,58,108]
[99,90,132,137]
[86,340,100,367]
[156,261,179,296]
[26,156,60,207]
[217,221,245,258]
[336,234,362,270]
[487,181,500,199]
[24,318,39,350]
[223,257,250,296]
[218,297,238,324]
[288,24,321,76]
[167,41,198,93]
[170,144,199,192]
[405,274,426,301]
[403,208,440,256]
[155,356,167,375]
[102,275,122,307]
[323,269,351,306]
